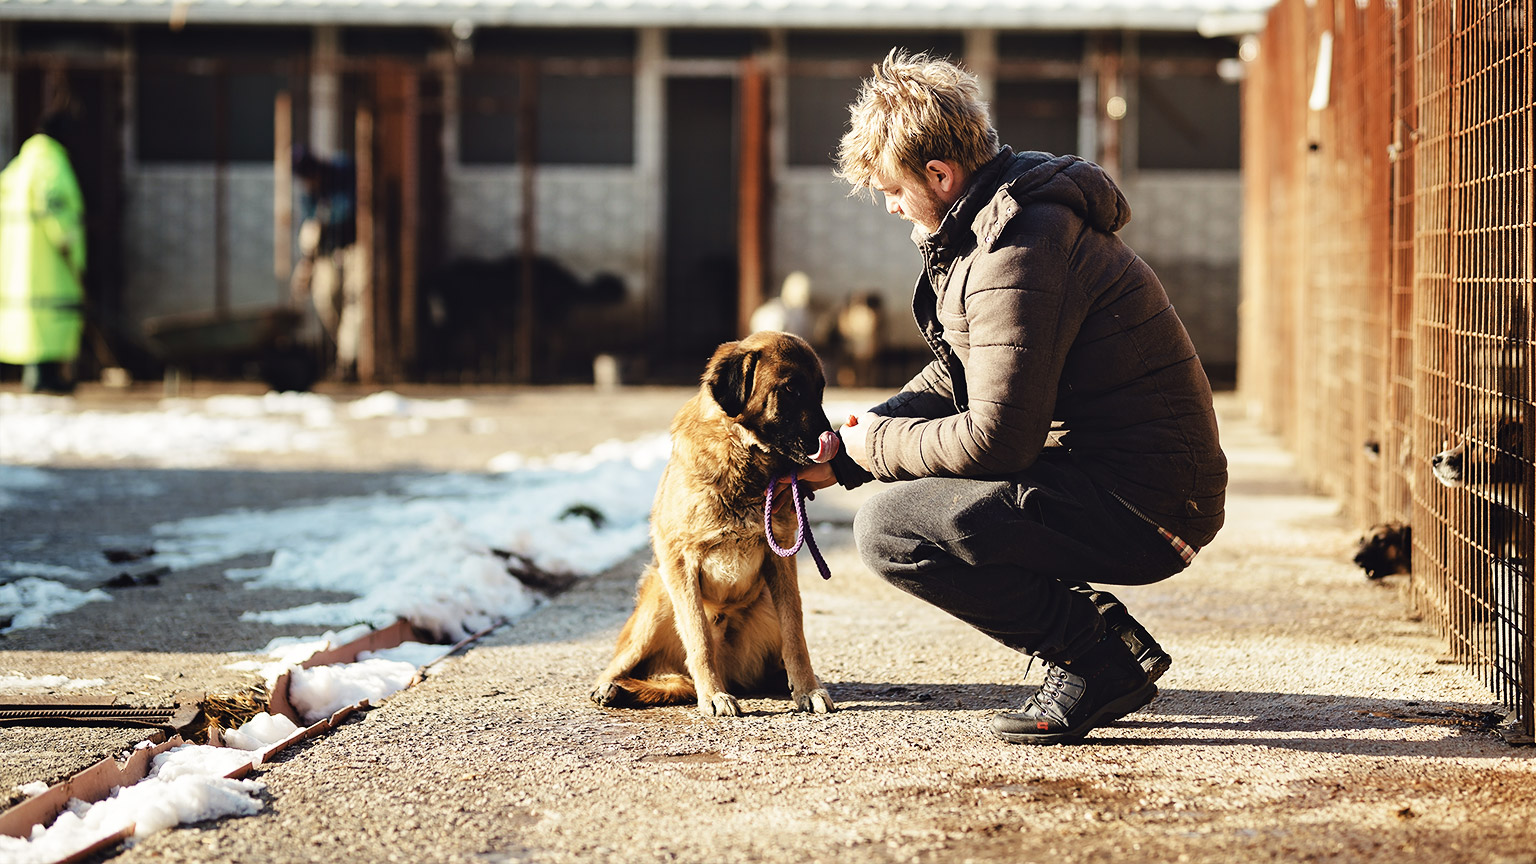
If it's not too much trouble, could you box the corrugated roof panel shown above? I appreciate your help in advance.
[0,0,1277,30]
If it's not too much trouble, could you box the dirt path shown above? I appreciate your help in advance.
[5,387,1534,863]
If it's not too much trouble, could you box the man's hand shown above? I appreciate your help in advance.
[840,413,877,470]
[771,462,837,513]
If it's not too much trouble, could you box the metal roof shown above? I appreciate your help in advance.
[0,0,1275,32]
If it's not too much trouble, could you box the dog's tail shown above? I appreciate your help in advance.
[610,674,695,706]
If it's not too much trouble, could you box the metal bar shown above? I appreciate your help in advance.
[1523,0,1536,742]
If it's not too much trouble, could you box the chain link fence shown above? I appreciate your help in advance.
[1241,0,1534,741]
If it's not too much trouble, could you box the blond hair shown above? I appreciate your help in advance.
[836,49,999,192]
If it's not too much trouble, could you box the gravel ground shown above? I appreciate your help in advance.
[3,383,1534,864]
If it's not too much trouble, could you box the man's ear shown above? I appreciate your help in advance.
[924,159,959,195]
[705,342,758,417]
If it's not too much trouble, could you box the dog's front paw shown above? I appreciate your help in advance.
[590,681,624,707]
[794,687,834,714]
[701,692,741,717]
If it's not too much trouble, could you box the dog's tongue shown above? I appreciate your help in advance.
[811,431,840,464]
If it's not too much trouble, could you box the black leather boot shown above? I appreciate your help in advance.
[1103,605,1172,683]
[989,630,1155,745]
[1076,587,1173,683]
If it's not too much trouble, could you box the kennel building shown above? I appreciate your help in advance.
[1241,0,1535,741]
[0,0,1266,385]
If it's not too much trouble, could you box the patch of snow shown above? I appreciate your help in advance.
[0,392,344,467]
[346,390,472,420]
[286,657,419,724]
[359,641,453,668]
[1,561,95,581]
[155,434,669,641]
[0,674,108,692]
[0,578,110,633]
[220,713,302,752]
[222,625,375,684]
[0,745,264,864]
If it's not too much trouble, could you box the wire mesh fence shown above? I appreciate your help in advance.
[1243,0,1535,741]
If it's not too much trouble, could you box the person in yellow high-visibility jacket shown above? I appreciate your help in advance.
[0,114,87,393]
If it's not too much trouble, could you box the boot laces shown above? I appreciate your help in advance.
[1039,661,1074,704]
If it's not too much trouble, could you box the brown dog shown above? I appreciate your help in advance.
[590,331,838,716]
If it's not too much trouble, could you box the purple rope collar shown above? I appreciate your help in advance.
[763,471,832,580]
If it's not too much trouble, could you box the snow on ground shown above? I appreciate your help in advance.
[219,712,301,752]
[0,673,107,692]
[0,744,267,864]
[153,435,668,641]
[281,641,455,723]
[1,390,670,639]
[0,578,111,634]
[0,392,344,468]
[1,641,455,858]
[0,391,679,856]
[0,390,490,468]
[345,390,472,420]
[287,657,421,724]
[0,389,872,856]
[222,625,377,684]
[1,562,94,580]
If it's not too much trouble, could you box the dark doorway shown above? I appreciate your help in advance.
[662,76,737,374]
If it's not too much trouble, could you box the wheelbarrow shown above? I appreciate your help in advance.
[141,303,317,394]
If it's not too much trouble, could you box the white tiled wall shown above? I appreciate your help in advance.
[446,165,650,298]
[772,167,925,348]
[1117,171,1243,266]
[124,165,284,327]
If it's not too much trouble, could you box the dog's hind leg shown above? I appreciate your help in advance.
[605,673,696,706]
[592,566,683,707]
[763,557,834,713]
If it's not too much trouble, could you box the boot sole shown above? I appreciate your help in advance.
[990,681,1158,745]
[1140,652,1172,684]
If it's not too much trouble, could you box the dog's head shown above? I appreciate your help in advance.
[703,331,834,468]
[1431,441,1466,487]
[1353,521,1412,580]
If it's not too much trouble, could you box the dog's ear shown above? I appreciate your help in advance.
[705,342,758,418]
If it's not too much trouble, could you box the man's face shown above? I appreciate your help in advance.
[870,167,955,235]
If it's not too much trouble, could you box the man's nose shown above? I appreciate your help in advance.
[884,195,900,215]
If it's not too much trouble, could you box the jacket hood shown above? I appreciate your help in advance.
[999,148,1130,233]
[931,148,1130,252]
[918,147,1132,254]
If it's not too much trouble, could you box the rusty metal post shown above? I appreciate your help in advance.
[398,70,420,376]
[1092,35,1123,181]
[355,104,376,383]
[736,57,767,339]
[274,90,292,294]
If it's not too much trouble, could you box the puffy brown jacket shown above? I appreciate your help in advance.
[847,147,1227,548]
